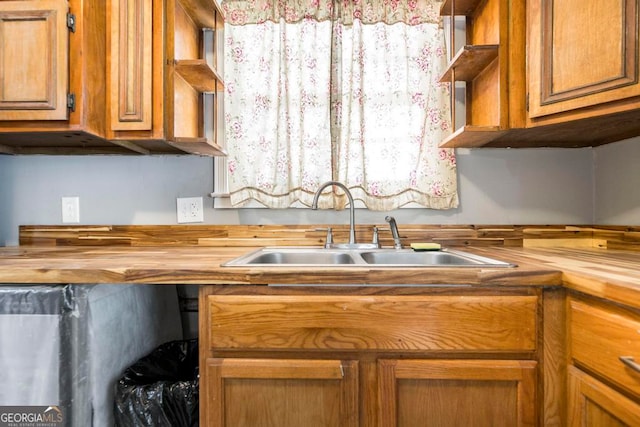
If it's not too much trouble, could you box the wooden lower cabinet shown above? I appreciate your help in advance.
[199,286,542,426]
[378,359,537,427]
[567,366,640,427]
[204,356,537,427]
[567,294,640,426]
[204,358,359,427]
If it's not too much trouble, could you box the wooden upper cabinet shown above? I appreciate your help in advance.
[107,0,226,156]
[528,0,640,119]
[0,0,69,120]
[438,0,640,148]
[0,0,225,155]
[438,0,526,148]
[109,0,152,131]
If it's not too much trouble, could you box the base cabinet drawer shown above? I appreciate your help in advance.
[569,297,640,400]
[207,294,538,352]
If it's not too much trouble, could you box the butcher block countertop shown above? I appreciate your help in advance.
[1,224,639,309]
[0,244,639,309]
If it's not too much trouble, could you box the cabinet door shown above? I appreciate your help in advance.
[0,0,69,120]
[204,358,358,427]
[569,297,640,400]
[378,359,537,427]
[528,0,640,119]
[568,366,640,427]
[109,0,152,131]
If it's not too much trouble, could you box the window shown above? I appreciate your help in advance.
[217,0,458,211]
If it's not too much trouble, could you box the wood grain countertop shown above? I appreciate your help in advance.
[0,244,638,308]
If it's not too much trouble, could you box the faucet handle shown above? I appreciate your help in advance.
[372,226,380,248]
[315,227,334,248]
[385,216,403,249]
[325,227,334,248]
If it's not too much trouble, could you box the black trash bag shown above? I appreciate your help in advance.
[114,339,199,427]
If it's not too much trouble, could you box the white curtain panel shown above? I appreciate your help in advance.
[223,0,458,210]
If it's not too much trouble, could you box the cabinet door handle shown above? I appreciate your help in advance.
[619,356,640,373]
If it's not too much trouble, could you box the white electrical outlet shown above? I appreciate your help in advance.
[177,197,204,223]
[61,197,80,223]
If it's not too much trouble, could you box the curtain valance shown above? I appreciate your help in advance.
[222,0,443,26]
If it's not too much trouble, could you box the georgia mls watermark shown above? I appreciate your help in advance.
[0,406,64,427]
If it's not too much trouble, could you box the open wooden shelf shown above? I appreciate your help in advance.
[437,0,527,149]
[439,45,499,82]
[178,0,218,28]
[175,59,224,92]
[440,0,484,16]
[168,137,226,156]
[439,125,505,148]
[170,3,226,157]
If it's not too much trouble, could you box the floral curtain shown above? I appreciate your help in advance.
[223,0,458,210]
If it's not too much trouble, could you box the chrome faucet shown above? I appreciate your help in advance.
[312,181,357,245]
[385,215,402,249]
[312,181,381,249]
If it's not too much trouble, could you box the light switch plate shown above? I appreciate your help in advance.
[177,197,204,223]
[61,197,80,223]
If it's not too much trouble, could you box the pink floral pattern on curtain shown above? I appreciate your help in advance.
[223,0,442,25]
[224,0,458,209]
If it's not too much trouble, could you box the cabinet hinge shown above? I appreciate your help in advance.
[67,93,76,112]
[526,93,529,112]
[67,12,76,33]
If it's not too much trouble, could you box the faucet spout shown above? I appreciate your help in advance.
[312,181,356,245]
[385,216,402,249]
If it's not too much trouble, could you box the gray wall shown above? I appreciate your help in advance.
[0,146,596,246]
[0,155,223,245]
[594,139,640,224]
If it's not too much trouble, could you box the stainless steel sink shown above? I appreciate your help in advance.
[241,250,356,265]
[222,247,515,268]
[358,249,514,267]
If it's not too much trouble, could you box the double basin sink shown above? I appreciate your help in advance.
[223,247,516,268]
